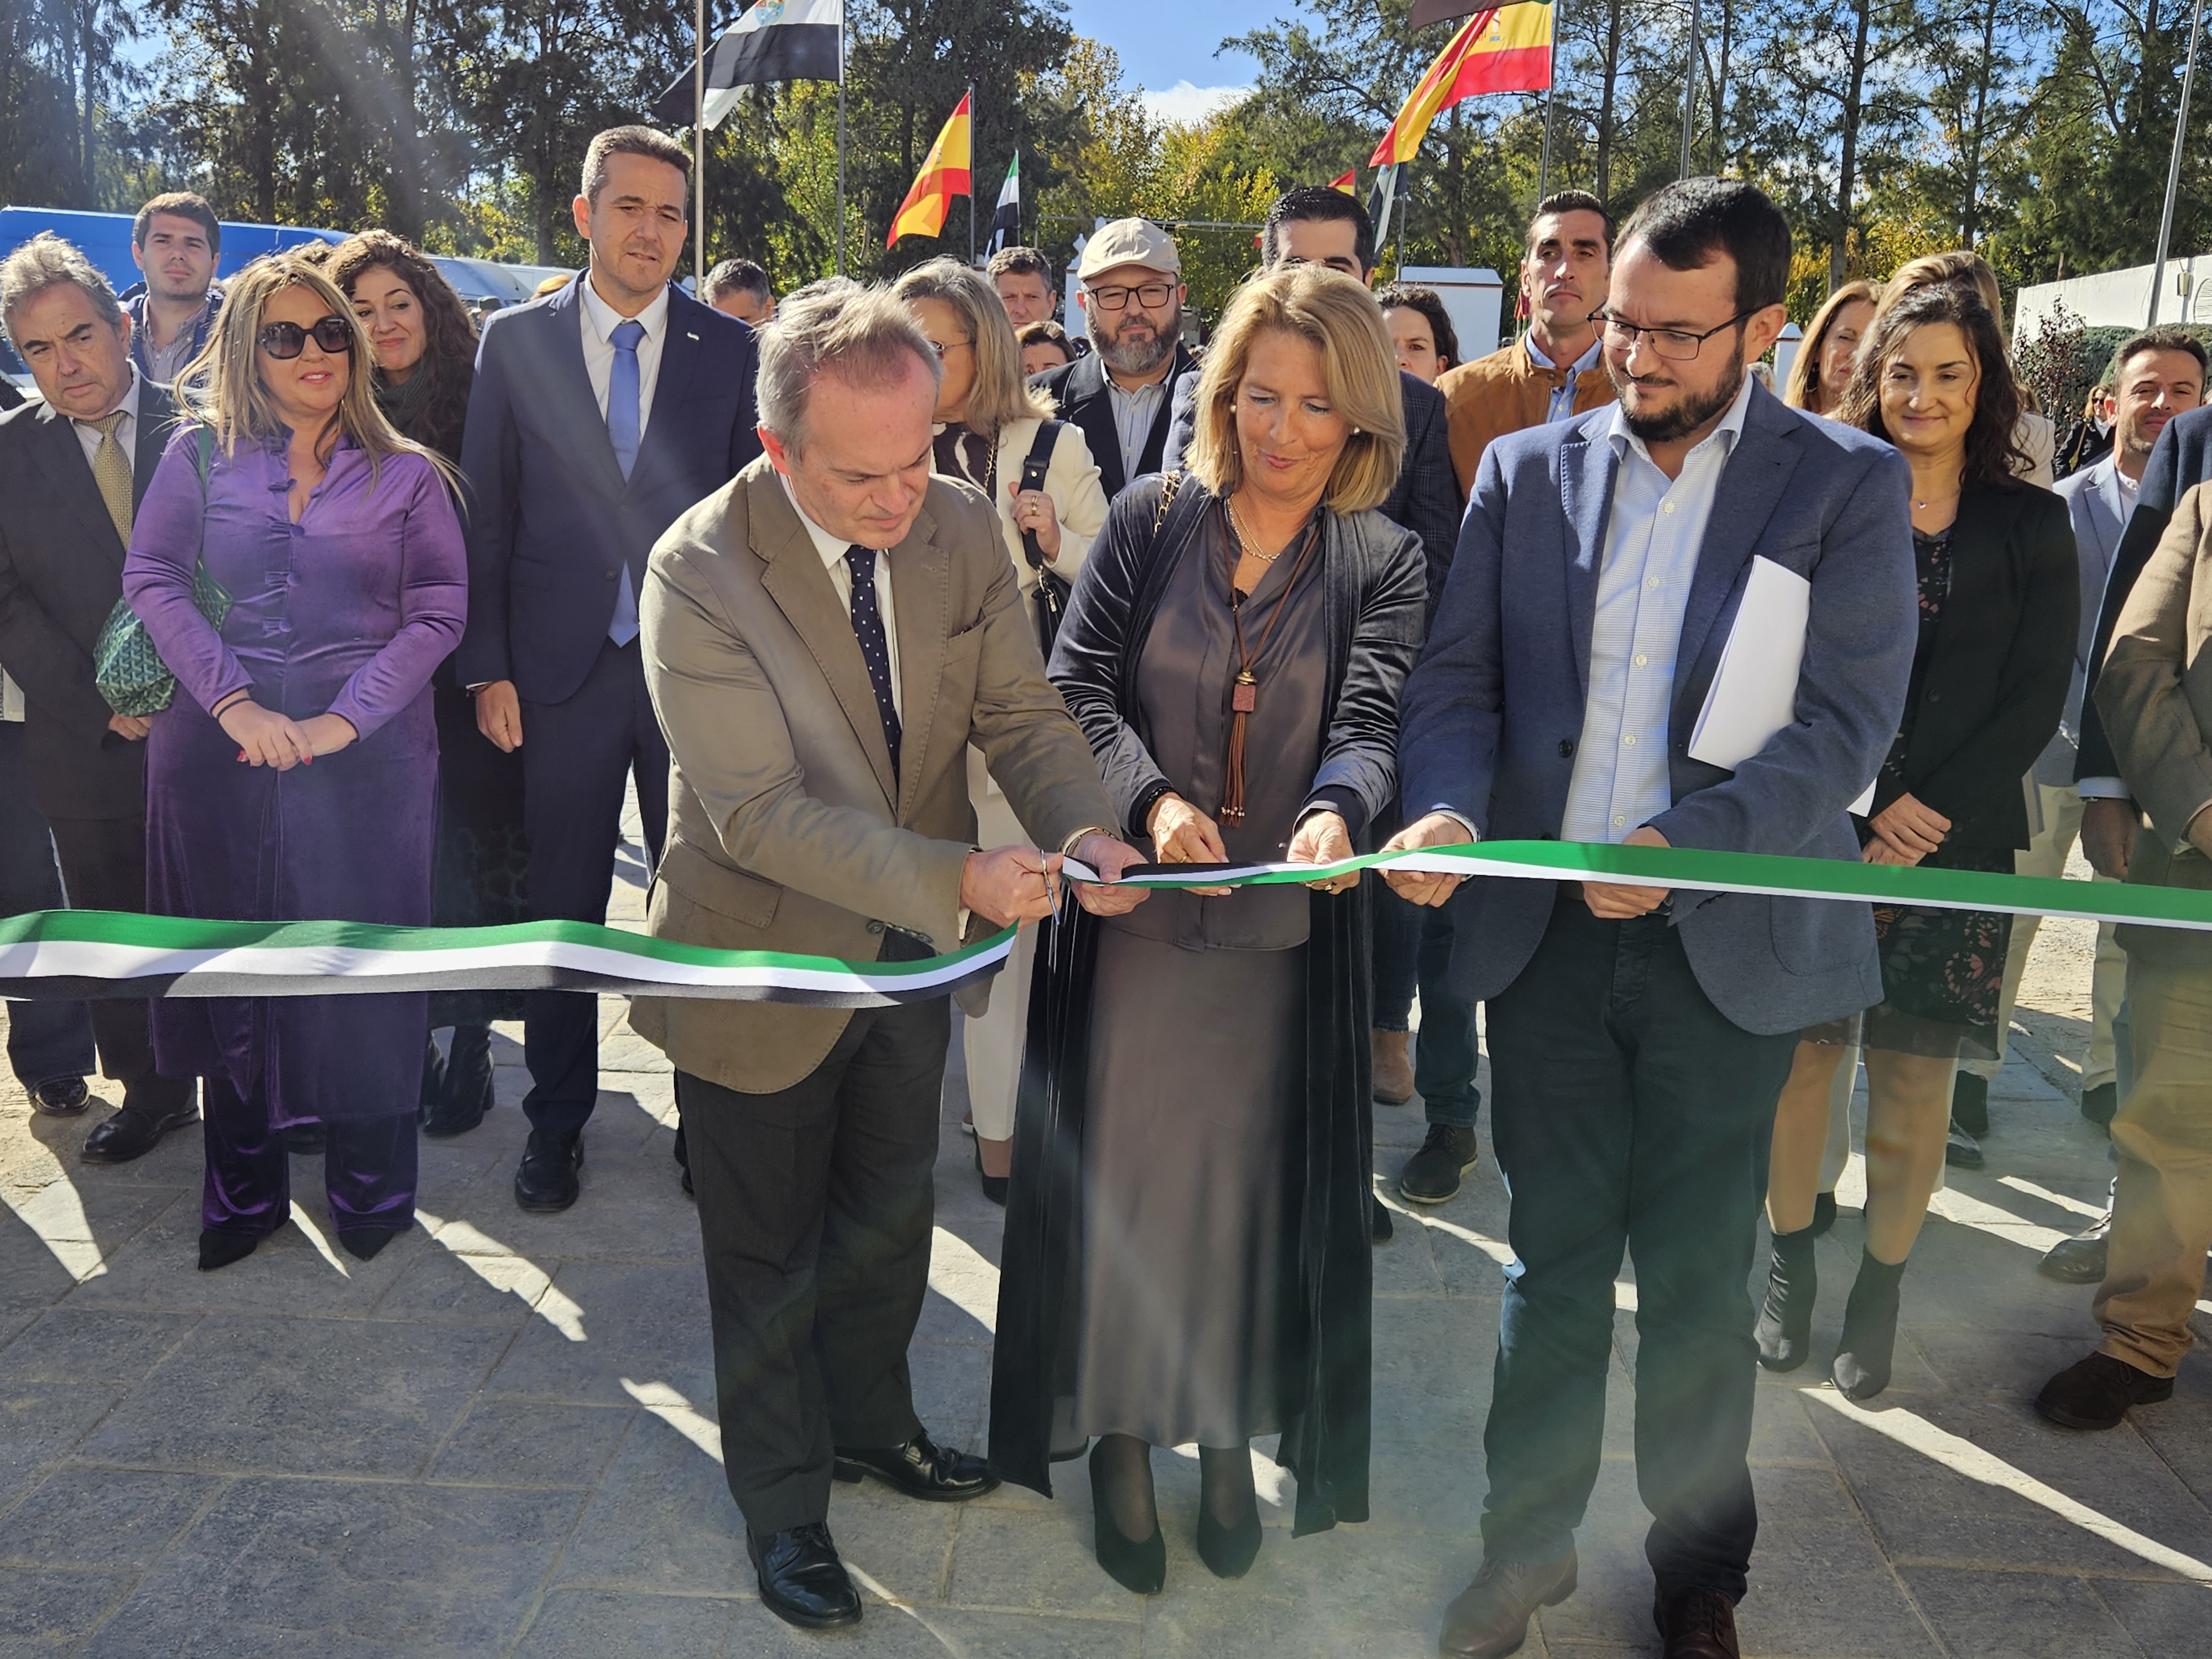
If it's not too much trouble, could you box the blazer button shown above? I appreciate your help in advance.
[1927,691,1942,703]
[1558,739,1575,758]
[866,920,885,935]
[604,570,618,580]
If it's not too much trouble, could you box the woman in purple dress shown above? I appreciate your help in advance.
[122,254,467,1271]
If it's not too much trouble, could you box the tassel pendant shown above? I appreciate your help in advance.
[1223,671,1256,825]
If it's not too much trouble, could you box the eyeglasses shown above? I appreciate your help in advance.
[928,337,973,358]
[257,317,354,358]
[1594,309,1750,362]
[1084,281,1176,312]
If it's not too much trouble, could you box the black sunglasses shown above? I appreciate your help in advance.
[258,317,354,358]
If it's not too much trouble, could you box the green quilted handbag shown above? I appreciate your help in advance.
[93,425,233,718]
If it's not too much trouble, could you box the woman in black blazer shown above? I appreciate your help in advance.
[1757,281,2077,1400]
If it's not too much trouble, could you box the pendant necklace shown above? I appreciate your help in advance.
[1219,495,1321,825]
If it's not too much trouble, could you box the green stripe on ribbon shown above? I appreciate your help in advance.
[0,840,2202,1004]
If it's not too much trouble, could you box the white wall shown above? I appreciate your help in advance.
[2016,253,2212,338]
[1395,265,1505,363]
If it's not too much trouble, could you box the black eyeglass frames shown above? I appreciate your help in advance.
[258,317,355,358]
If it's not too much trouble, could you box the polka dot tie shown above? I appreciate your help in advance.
[845,546,901,779]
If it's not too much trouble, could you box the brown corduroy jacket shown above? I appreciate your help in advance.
[1437,336,1614,502]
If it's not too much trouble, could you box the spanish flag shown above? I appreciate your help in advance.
[1369,3,1553,170]
[888,91,973,247]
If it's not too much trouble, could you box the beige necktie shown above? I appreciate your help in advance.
[86,410,133,546]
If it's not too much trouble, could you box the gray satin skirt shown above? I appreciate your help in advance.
[1068,924,1303,1450]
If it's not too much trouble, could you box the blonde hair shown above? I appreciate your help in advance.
[1880,250,2005,335]
[890,258,1053,439]
[175,254,452,492]
[1186,265,1405,513]
[1785,279,1879,412]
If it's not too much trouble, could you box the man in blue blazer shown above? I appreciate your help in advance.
[1386,181,1915,1659]
[457,125,761,1212]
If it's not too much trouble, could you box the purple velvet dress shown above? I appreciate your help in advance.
[122,429,465,1160]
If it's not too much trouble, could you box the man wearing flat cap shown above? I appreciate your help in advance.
[1026,217,1200,500]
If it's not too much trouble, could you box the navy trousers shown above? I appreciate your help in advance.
[0,721,95,1093]
[518,637,669,1139]
[1479,890,1795,1603]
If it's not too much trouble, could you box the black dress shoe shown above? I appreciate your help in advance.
[1654,1587,1741,1658]
[81,1103,199,1165]
[973,1139,1007,1207]
[748,1522,861,1631]
[1400,1123,1479,1204]
[285,1122,327,1155]
[1944,1120,1984,1170]
[1439,1550,1578,1657]
[198,1230,257,1272]
[1087,1439,1165,1595]
[2038,1213,2111,1284]
[514,1131,583,1213]
[337,1227,403,1261]
[832,1430,998,1503]
[2035,1350,2174,1430]
[1371,1193,1394,1243]
[31,1078,90,1117]
[422,1024,494,1138]
[2082,1081,2119,1128]
[1195,1499,1262,1579]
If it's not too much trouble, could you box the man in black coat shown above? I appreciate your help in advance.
[1026,218,1201,501]
[0,233,200,1160]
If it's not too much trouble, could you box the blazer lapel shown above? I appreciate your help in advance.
[2093,458,2127,568]
[132,382,179,514]
[754,472,900,808]
[27,404,126,568]
[542,282,629,499]
[1557,423,1616,700]
[1066,354,1118,494]
[633,287,702,491]
[886,504,950,826]
[1670,394,1803,711]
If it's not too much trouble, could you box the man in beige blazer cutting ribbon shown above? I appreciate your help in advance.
[631,279,1144,1634]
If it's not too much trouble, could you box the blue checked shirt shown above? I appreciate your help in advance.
[1523,333,1605,424]
[1559,373,1756,845]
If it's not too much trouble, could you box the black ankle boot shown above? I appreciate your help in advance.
[1088,1439,1165,1595]
[1832,1250,1907,1401]
[1756,1223,1819,1372]
[198,1230,257,1272]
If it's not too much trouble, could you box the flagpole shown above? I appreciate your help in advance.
[1538,3,1558,201]
[1679,0,1700,179]
[967,83,977,267]
[693,0,707,284]
[835,17,847,276]
[2150,0,2206,325]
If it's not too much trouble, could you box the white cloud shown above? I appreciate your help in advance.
[1140,81,1252,127]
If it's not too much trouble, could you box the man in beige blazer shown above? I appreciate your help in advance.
[632,280,1142,1632]
[2038,478,2212,1435]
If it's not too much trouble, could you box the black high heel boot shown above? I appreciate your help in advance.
[1755,1223,1819,1372]
[1832,1250,1907,1401]
[198,1230,257,1272]
[1195,1446,1263,1579]
[1088,1438,1165,1595]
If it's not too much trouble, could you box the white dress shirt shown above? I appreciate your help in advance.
[1524,333,1604,425]
[1559,372,1757,844]
[71,364,142,471]
[577,275,670,441]
[780,474,901,718]
[1105,375,1165,483]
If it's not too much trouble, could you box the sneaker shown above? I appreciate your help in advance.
[1399,1124,1478,1205]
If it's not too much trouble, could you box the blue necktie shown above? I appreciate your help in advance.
[606,318,645,645]
[846,546,901,778]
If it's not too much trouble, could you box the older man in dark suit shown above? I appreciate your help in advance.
[0,233,199,1160]
[1388,181,1915,1659]
[458,125,761,1213]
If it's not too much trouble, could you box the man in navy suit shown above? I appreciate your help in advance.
[458,125,761,1213]
[1386,181,1914,1659]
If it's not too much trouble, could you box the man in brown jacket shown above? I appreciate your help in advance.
[633,281,1144,1630]
[1437,190,1617,502]
[2037,478,2212,1432]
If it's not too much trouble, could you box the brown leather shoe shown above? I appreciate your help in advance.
[1373,1028,1415,1104]
[1654,1587,1740,1658]
[1438,1550,1577,1657]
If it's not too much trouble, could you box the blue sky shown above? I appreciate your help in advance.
[1063,0,1281,119]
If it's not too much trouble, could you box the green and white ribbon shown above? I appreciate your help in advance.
[2,841,2206,1004]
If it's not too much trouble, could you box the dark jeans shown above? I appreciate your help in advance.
[519,637,668,1139]
[1479,891,1795,1603]
[0,721,94,1092]
[1372,881,1483,1130]
[677,989,951,1536]
[47,811,195,1114]
[201,1072,416,1237]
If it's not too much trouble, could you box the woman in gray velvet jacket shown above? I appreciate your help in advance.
[988,266,1426,1593]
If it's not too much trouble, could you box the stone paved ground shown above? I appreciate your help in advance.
[3,818,2210,1658]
